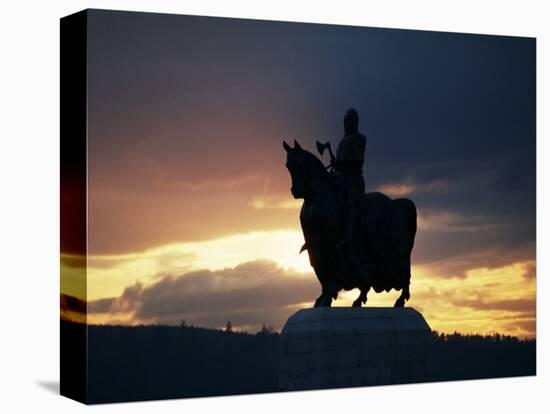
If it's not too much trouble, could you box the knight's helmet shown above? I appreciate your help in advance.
[344,108,359,135]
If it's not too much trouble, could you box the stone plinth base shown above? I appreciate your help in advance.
[279,307,432,391]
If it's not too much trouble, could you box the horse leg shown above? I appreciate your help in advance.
[314,278,340,307]
[394,284,410,307]
[317,294,333,307]
[352,286,370,307]
[314,285,333,307]
[317,286,338,307]
[314,291,332,307]
[314,290,324,307]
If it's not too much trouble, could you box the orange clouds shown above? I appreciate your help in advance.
[61,228,536,338]
[87,170,298,255]
[249,195,302,210]
[377,178,449,197]
[411,261,536,338]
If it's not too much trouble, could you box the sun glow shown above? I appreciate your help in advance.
[81,229,311,300]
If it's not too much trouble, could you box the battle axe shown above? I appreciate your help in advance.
[316,140,336,167]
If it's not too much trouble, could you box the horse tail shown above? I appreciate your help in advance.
[407,199,417,253]
[395,198,417,254]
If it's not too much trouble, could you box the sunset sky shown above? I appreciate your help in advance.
[61,10,536,337]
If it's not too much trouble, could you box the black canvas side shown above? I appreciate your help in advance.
[60,9,88,405]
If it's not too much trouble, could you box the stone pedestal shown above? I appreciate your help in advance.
[279,307,432,391]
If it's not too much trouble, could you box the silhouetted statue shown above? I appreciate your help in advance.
[333,108,373,285]
[283,112,417,307]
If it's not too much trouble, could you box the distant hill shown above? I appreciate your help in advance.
[61,321,535,404]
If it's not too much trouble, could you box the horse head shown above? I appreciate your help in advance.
[283,139,329,199]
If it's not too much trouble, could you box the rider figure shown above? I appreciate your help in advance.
[334,108,371,285]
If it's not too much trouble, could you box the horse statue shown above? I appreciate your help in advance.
[283,139,417,308]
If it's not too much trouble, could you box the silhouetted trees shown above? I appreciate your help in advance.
[61,320,535,404]
[431,330,533,344]
[257,323,276,336]
[225,320,233,333]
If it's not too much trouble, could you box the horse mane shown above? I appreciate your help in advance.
[300,148,330,181]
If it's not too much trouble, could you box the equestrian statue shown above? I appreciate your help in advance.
[283,108,417,308]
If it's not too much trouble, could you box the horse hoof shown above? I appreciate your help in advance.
[314,295,325,307]
[318,296,332,307]
[352,300,362,307]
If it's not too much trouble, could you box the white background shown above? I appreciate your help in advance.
[0,0,547,412]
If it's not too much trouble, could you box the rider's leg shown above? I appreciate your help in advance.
[339,207,368,281]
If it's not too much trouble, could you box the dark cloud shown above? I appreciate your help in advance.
[87,297,113,313]
[508,318,536,336]
[60,293,86,322]
[61,293,87,314]
[521,261,537,280]
[85,10,535,258]
[89,282,144,314]
[60,254,86,269]
[89,260,319,331]
[416,242,535,278]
